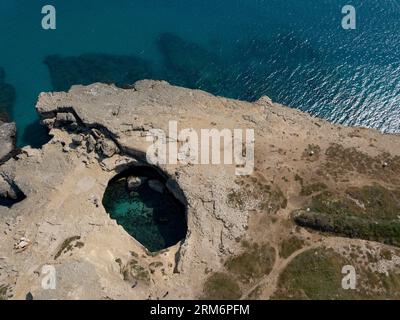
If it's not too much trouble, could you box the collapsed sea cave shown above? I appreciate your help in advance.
[102,165,188,253]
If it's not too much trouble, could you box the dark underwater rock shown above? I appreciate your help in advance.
[21,119,50,149]
[157,32,228,95]
[0,83,15,120]
[0,67,16,121]
[44,54,154,92]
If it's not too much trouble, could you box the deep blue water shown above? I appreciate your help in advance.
[0,0,399,147]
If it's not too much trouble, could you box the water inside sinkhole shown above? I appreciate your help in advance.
[102,171,187,253]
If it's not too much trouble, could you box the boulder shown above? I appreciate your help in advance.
[126,176,147,191]
[86,135,96,152]
[71,134,83,146]
[98,138,119,158]
[0,175,17,200]
[0,121,16,164]
[56,112,76,124]
[14,237,31,252]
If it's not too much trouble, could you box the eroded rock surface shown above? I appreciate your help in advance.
[44,54,154,92]
[0,80,400,300]
[0,121,16,164]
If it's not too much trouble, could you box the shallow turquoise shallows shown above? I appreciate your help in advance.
[102,179,187,252]
[0,0,399,148]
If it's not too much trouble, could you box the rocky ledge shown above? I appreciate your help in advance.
[1,80,400,300]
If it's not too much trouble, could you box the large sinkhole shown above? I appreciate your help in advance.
[102,166,187,253]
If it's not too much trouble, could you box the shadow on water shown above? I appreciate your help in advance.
[44,54,154,92]
[102,166,187,253]
[0,66,50,148]
[156,32,229,96]
[0,67,16,122]
[21,119,51,148]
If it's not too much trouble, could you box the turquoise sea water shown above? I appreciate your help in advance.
[0,0,399,147]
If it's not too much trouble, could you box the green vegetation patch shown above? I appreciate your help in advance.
[119,258,150,284]
[201,272,242,300]
[380,248,393,260]
[0,284,9,300]
[300,182,328,196]
[375,272,400,298]
[324,143,400,183]
[295,212,400,247]
[149,261,163,274]
[273,248,358,300]
[308,184,400,220]
[274,247,400,300]
[346,185,400,219]
[294,184,400,246]
[295,173,327,196]
[225,243,275,284]
[279,237,305,259]
[54,236,83,260]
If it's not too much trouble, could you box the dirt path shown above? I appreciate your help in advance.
[241,242,322,299]
[241,234,362,299]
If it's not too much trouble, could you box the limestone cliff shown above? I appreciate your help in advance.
[1,81,400,300]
